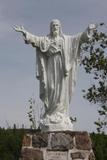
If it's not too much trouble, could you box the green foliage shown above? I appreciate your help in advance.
[0,128,25,160]
[27,98,36,129]
[91,133,107,160]
[81,23,107,133]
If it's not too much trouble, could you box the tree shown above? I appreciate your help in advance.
[81,23,107,133]
[27,98,36,129]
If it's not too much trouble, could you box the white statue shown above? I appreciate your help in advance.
[14,19,96,131]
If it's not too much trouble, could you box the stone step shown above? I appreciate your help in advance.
[20,131,95,160]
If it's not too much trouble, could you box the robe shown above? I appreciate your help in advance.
[24,32,84,119]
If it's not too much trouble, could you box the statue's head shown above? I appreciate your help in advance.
[50,19,63,37]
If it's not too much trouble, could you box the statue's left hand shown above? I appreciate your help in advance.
[87,24,97,38]
[88,24,97,31]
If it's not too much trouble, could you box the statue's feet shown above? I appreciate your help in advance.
[39,112,73,132]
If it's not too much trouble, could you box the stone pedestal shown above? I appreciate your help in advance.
[19,131,95,160]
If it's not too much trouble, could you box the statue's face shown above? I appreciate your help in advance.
[51,21,60,36]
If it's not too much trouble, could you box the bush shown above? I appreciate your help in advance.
[0,128,25,160]
[91,133,107,160]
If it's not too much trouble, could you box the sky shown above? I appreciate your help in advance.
[0,0,107,132]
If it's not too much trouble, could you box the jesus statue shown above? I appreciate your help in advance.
[14,19,96,131]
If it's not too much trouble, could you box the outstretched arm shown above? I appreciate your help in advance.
[80,23,97,43]
[87,24,97,38]
[13,25,26,34]
[13,25,40,47]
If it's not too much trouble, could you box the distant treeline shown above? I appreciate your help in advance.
[0,127,24,160]
[91,133,107,160]
[0,128,107,160]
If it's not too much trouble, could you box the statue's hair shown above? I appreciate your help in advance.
[49,19,63,37]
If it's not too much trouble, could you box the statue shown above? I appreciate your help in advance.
[14,19,96,131]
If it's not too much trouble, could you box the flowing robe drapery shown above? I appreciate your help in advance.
[24,32,83,118]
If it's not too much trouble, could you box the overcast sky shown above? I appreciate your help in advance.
[0,0,107,132]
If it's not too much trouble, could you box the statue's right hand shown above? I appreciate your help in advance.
[13,25,26,34]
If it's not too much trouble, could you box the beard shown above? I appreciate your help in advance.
[52,30,59,36]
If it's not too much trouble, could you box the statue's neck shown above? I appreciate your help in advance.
[51,31,60,39]
[51,34,60,40]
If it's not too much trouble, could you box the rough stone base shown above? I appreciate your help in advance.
[19,131,95,160]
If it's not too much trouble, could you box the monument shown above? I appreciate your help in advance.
[14,19,96,132]
[14,20,96,160]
